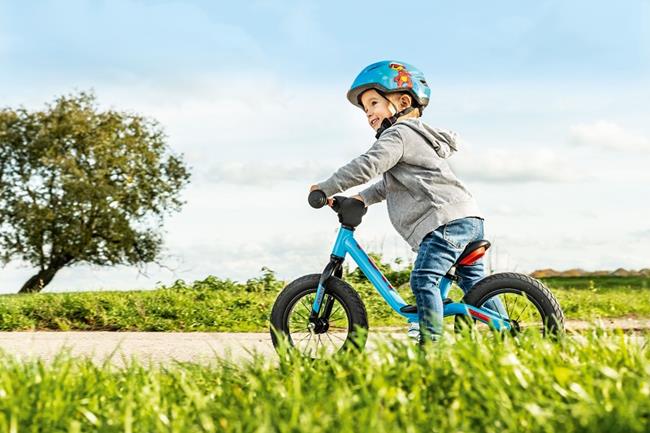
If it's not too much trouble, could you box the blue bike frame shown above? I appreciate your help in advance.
[311,226,512,331]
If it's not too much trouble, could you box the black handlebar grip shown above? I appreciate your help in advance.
[308,190,327,208]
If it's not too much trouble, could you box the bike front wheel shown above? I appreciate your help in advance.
[270,274,368,358]
[454,272,565,336]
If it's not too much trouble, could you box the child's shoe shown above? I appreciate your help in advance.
[407,322,420,340]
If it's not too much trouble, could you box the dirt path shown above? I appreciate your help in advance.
[559,317,650,331]
[0,318,647,365]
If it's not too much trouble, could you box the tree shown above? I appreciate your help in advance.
[0,91,191,293]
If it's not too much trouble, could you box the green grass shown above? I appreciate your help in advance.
[0,331,647,432]
[540,276,650,290]
[540,276,650,319]
[0,274,279,332]
[0,267,649,332]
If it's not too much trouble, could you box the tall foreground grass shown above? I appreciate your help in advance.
[0,330,648,432]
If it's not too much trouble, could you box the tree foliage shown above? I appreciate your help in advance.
[0,91,190,292]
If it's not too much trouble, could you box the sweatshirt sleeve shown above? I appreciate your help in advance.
[317,128,403,196]
[358,179,386,206]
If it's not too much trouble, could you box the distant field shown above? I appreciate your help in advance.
[540,275,650,290]
[540,276,650,321]
[0,271,648,332]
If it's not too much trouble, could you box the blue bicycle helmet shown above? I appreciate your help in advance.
[347,60,431,111]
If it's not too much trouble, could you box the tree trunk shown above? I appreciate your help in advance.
[19,267,61,293]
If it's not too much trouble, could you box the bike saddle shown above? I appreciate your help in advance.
[455,240,491,267]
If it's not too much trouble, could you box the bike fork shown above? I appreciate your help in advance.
[310,255,344,320]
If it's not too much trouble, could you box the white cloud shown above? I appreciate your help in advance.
[490,230,650,273]
[203,161,337,186]
[569,121,650,152]
[629,230,650,242]
[83,74,369,165]
[450,147,581,183]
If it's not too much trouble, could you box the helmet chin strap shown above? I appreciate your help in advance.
[375,103,415,139]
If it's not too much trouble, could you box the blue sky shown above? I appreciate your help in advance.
[1,0,649,292]
[2,1,648,83]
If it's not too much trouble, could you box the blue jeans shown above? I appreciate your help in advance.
[410,217,508,341]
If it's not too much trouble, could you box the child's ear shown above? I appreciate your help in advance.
[399,94,413,110]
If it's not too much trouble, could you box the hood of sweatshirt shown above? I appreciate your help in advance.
[396,118,458,159]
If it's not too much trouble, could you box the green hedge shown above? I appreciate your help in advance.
[0,260,649,332]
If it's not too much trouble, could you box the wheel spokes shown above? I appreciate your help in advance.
[467,290,545,337]
[287,290,350,358]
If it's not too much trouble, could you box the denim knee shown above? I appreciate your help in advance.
[410,269,442,292]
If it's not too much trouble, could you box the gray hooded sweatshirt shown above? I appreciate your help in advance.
[317,118,482,252]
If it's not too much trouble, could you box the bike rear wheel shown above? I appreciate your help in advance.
[270,274,368,357]
[454,272,564,336]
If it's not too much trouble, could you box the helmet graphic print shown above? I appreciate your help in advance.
[347,61,431,111]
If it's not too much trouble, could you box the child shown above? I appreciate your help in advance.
[310,61,506,344]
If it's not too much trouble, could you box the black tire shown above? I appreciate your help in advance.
[270,274,368,357]
[454,272,565,336]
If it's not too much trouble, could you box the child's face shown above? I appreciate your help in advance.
[359,89,400,131]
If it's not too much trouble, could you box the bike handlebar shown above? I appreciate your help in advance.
[308,190,328,208]
[308,189,367,228]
